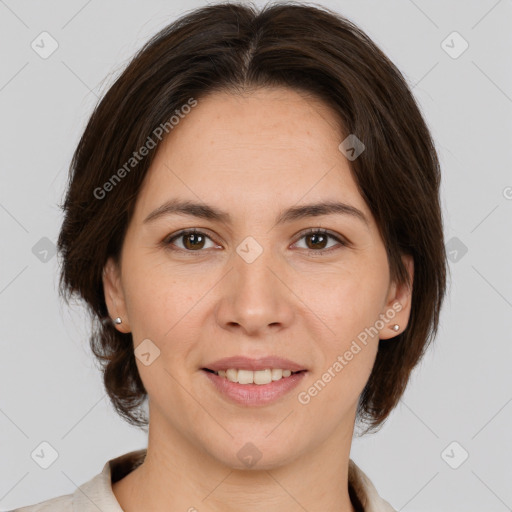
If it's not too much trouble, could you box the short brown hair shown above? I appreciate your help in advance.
[57,1,448,433]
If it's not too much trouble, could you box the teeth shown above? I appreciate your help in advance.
[254,369,272,385]
[238,369,254,384]
[226,369,237,382]
[215,368,298,385]
[271,369,282,381]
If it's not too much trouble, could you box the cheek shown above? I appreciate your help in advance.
[300,263,388,338]
[297,278,382,418]
[122,251,194,335]
[124,265,207,413]
[298,262,388,389]
[122,259,215,371]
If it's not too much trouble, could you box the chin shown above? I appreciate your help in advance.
[203,431,305,472]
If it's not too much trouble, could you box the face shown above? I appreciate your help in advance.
[103,87,413,470]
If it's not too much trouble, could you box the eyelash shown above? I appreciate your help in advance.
[163,228,348,256]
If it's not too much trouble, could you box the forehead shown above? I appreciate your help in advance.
[133,87,371,224]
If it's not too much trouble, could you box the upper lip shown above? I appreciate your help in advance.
[203,356,307,372]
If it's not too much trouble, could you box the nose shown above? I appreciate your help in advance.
[214,245,295,337]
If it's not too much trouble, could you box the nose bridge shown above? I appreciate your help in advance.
[235,238,280,311]
[236,241,275,296]
[215,236,294,335]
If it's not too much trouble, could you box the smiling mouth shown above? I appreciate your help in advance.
[202,368,306,385]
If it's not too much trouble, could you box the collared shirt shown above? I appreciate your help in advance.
[14,449,396,512]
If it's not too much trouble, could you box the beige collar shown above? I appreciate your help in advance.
[71,449,396,512]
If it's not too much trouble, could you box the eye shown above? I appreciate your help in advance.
[293,228,348,254]
[163,228,348,255]
[164,229,220,252]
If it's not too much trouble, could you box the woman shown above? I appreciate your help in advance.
[16,2,447,511]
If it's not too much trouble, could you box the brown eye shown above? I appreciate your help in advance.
[182,232,206,250]
[305,232,329,250]
[165,229,217,252]
[294,229,347,253]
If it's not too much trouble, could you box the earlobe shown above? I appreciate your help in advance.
[102,257,130,332]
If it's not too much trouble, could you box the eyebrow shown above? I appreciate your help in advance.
[143,198,369,227]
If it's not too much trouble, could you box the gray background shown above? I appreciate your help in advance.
[1,0,511,510]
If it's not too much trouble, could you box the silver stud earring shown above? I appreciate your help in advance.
[114,317,122,325]
[391,324,400,331]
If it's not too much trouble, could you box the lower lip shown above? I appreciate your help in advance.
[202,370,307,406]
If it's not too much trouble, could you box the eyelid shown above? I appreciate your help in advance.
[163,227,349,253]
[291,228,349,250]
[164,228,221,249]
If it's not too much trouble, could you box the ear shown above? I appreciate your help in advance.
[378,253,414,340]
[102,256,131,333]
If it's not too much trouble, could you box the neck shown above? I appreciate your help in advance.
[113,406,358,512]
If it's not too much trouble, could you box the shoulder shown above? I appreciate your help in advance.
[348,459,396,512]
[12,493,73,511]
[11,459,108,511]
[12,449,146,512]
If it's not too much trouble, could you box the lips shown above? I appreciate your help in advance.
[203,355,307,373]
[202,367,306,406]
[201,356,308,406]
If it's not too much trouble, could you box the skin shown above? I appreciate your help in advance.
[103,86,413,512]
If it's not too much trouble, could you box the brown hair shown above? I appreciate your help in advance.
[57,1,448,433]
